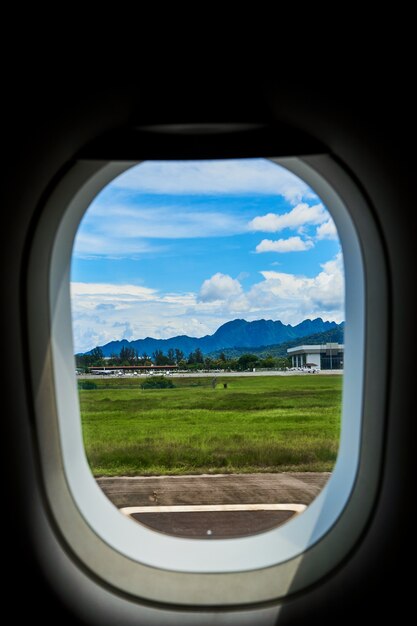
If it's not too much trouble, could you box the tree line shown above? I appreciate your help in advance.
[75,346,291,372]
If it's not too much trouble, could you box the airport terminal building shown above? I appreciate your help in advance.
[287,343,344,370]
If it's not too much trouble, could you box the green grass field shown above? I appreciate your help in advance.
[79,375,342,476]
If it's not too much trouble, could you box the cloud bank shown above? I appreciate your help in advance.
[71,253,344,352]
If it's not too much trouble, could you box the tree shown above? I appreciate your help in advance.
[120,346,138,365]
[227,359,239,371]
[194,347,204,364]
[260,356,275,369]
[167,348,175,364]
[187,347,204,365]
[237,353,259,370]
[141,352,152,365]
[141,376,176,389]
[107,352,120,366]
[90,347,104,366]
[75,353,89,372]
[175,348,184,364]
[276,357,291,369]
[153,349,170,365]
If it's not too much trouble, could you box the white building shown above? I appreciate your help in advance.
[287,343,344,370]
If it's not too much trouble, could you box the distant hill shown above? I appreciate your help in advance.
[207,326,345,359]
[84,318,344,357]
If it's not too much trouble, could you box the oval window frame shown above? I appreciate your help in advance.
[26,154,388,606]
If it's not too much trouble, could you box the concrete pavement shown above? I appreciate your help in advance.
[97,473,329,537]
[97,472,330,508]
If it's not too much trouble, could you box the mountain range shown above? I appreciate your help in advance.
[86,318,344,357]
[208,327,345,359]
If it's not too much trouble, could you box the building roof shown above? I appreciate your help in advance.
[287,343,344,355]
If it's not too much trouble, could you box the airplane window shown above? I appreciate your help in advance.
[70,159,345,539]
[27,149,386,606]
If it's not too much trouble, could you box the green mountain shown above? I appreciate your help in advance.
[207,327,344,359]
[86,318,343,357]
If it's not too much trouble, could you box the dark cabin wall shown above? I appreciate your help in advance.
[1,70,413,625]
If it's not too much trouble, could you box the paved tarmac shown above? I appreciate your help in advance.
[97,473,330,538]
[97,472,330,507]
[131,509,296,538]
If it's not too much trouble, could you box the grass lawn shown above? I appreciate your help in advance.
[79,375,342,476]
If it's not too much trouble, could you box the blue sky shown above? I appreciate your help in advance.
[71,159,344,353]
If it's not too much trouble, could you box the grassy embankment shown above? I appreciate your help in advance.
[79,375,342,476]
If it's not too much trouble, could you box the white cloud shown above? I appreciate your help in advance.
[248,252,345,320]
[71,282,158,303]
[71,253,345,353]
[249,203,328,232]
[316,219,338,240]
[255,237,314,253]
[72,205,251,259]
[73,232,159,258]
[72,161,325,261]
[110,159,313,204]
[199,273,243,303]
[112,321,135,340]
[84,206,249,240]
[71,282,200,352]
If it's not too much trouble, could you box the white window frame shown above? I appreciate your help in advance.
[26,155,387,606]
